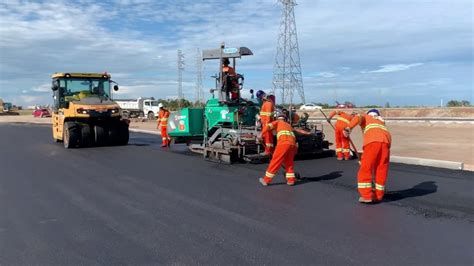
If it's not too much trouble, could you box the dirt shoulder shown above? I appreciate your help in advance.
[1,115,472,169]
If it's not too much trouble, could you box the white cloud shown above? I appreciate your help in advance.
[31,83,51,93]
[317,72,339,78]
[0,0,472,107]
[19,95,47,104]
[365,63,424,73]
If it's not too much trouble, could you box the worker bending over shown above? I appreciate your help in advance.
[156,103,171,147]
[346,109,391,203]
[257,90,275,155]
[327,110,355,160]
[259,112,297,186]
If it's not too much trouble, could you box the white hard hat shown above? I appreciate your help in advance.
[158,103,163,108]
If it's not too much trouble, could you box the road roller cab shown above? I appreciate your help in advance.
[51,72,129,148]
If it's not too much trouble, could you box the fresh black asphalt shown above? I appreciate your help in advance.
[0,124,473,265]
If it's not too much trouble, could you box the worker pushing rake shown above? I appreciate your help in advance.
[319,109,359,161]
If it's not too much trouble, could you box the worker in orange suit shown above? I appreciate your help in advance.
[346,109,391,203]
[156,103,171,147]
[257,90,275,155]
[327,110,354,160]
[259,112,298,186]
[290,106,300,126]
[222,58,236,75]
[222,58,239,100]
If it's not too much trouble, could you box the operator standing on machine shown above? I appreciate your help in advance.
[222,58,239,100]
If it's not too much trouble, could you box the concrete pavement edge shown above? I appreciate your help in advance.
[129,128,160,135]
[390,155,464,170]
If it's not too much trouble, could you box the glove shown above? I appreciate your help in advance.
[343,127,351,137]
[326,118,331,123]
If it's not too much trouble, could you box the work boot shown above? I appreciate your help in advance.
[258,178,269,187]
[358,197,373,204]
[337,157,343,161]
[344,157,351,161]
[286,177,296,186]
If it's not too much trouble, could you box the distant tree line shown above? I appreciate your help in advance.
[156,99,204,111]
[446,100,471,107]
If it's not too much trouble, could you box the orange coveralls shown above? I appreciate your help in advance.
[348,114,392,201]
[291,112,300,126]
[222,65,238,100]
[222,65,236,75]
[261,120,297,185]
[260,99,275,154]
[157,109,171,147]
[328,110,352,160]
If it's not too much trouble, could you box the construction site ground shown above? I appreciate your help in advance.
[1,124,472,265]
[0,110,473,169]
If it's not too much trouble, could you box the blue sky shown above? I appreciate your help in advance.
[0,0,472,107]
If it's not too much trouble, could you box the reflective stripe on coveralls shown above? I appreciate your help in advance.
[337,116,350,124]
[364,123,388,134]
[260,111,273,117]
[265,171,275,178]
[358,182,372,188]
[375,183,385,191]
[277,130,295,139]
[286,173,295,178]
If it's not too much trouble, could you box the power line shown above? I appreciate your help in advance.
[195,48,204,105]
[177,49,185,107]
[272,0,305,105]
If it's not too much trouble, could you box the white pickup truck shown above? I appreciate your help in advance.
[115,97,160,119]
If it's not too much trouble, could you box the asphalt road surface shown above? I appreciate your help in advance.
[1,124,473,265]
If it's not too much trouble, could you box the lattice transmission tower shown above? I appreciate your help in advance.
[272,0,305,105]
[177,49,185,105]
[195,48,204,105]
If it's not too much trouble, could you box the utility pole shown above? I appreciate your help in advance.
[272,0,305,105]
[177,49,185,108]
[195,48,204,106]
